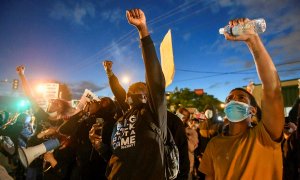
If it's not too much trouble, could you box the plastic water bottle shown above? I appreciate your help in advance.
[219,18,266,36]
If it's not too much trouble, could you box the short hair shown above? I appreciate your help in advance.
[128,82,147,95]
[177,107,190,117]
[230,88,262,120]
[56,99,72,113]
[98,97,117,117]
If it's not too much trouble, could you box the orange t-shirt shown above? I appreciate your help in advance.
[199,122,282,180]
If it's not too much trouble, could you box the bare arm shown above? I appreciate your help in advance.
[247,36,284,140]
[224,18,284,140]
[16,66,39,112]
[205,174,215,180]
[102,60,129,113]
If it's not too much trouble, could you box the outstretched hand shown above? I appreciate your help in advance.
[126,9,146,30]
[223,18,258,42]
[16,65,25,76]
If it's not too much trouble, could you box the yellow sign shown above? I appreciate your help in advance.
[160,29,175,87]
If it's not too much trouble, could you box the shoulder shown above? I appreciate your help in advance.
[252,121,283,146]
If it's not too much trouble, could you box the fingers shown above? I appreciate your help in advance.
[89,125,102,138]
[229,18,248,27]
[92,123,102,129]
[224,32,236,41]
[16,65,25,73]
[127,8,143,19]
[103,60,112,67]
[43,152,54,161]
[90,135,102,141]
[133,9,140,18]
[37,127,58,138]
[83,101,90,112]
[127,9,139,19]
[238,18,246,25]
[89,127,102,147]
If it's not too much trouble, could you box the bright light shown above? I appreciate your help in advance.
[19,100,26,107]
[220,103,225,108]
[36,84,46,94]
[122,76,130,84]
[18,99,30,109]
[217,116,223,121]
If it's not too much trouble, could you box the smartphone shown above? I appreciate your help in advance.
[95,118,104,135]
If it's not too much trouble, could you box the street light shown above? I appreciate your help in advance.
[12,79,19,90]
[122,76,130,85]
[220,103,225,109]
[36,84,46,94]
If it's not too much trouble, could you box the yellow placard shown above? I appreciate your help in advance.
[160,29,175,88]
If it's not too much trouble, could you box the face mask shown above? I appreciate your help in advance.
[48,111,58,119]
[288,128,294,134]
[224,100,251,122]
[205,110,213,119]
[127,94,147,106]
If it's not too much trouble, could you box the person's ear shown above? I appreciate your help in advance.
[249,106,257,116]
[141,94,147,103]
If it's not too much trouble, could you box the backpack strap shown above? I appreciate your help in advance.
[148,121,163,140]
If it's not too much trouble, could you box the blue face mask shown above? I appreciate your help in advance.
[224,100,251,122]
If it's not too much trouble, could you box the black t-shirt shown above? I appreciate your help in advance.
[107,106,164,180]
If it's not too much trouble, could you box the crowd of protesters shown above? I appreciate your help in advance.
[0,8,299,180]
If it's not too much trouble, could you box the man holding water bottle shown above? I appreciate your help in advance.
[199,18,284,180]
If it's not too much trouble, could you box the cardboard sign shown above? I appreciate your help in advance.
[160,29,175,88]
[76,89,100,110]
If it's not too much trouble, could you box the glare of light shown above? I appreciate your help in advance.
[18,100,30,108]
[217,116,223,121]
[220,103,225,109]
[36,84,46,94]
[19,100,26,107]
[122,76,130,84]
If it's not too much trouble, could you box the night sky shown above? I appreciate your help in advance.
[0,0,299,102]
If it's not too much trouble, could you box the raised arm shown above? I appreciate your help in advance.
[16,65,39,112]
[102,60,129,113]
[224,18,284,140]
[126,9,167,131]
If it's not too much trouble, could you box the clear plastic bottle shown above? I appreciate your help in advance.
[219,18,266,36]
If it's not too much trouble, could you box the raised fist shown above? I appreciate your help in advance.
[16,65,25,76]
[126,9,146,29]
[102,60,113,72]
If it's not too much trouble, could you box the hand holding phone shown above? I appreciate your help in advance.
[95,118,104,136]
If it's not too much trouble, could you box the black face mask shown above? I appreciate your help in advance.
[127,94,147,107]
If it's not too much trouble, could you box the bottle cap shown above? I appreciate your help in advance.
[219,28,224,34]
